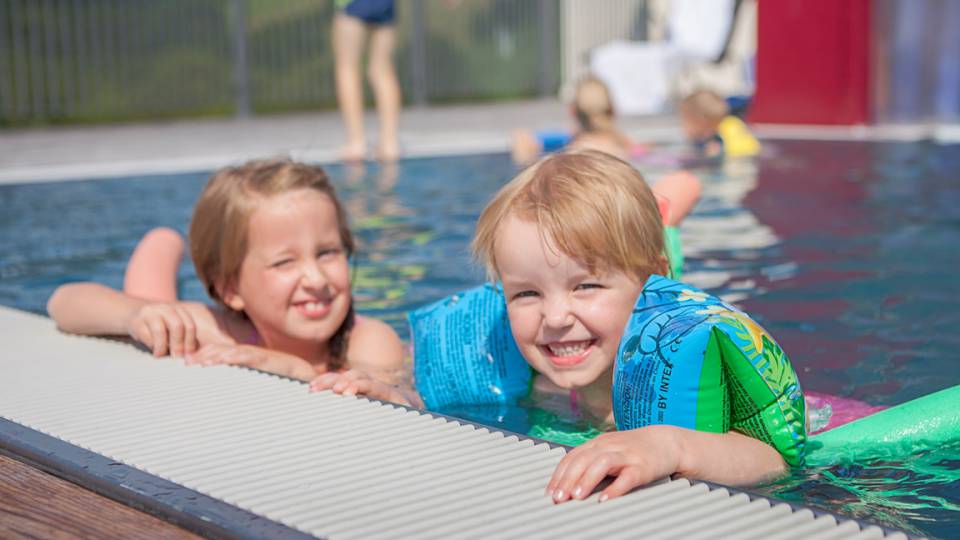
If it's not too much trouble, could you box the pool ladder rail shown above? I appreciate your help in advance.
[0,306,919,540]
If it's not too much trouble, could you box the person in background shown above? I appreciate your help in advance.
[511,77,636,166]
[511,77,701,229]
[678,89,760,159]
[332,0,401,162]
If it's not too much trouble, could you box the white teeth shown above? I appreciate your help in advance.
[547,341,590,357]
[301,301,325,313]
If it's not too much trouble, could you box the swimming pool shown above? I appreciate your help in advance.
[1,142,957,537]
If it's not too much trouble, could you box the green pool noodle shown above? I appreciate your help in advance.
[664,225,684,279]
[807,384,960,466]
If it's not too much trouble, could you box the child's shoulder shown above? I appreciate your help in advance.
[348,315,404,369]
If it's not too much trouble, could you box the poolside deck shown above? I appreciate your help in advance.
[1,98,954,186]
[0,99,685,185]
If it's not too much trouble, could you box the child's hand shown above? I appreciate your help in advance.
[309,369,413,406]
[546,425,683,504]
[127,301,227,357]
[127,302,200,357]
[185,344,318,381]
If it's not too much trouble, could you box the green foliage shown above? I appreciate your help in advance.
[0,0,559,126]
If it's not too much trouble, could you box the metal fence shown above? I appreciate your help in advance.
[0,0,575,125]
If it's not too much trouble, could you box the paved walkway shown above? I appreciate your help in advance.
[2,99,955,185]
[0,99,683,185]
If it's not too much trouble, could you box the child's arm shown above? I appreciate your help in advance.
[546,425,786,503]
[651,171,702,227]
[309,315,422,406]
[511,129,545,166]
[186,344,321,382]
[309,369,422,408]
[47,282,232,357]
[186,316,408,384]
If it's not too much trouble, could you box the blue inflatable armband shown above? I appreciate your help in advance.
[409,284,532,410]
[536,130,573,153]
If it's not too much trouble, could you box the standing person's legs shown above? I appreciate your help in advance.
[123,227,184,302]
[368,23,401,162]
[332,12,369,162]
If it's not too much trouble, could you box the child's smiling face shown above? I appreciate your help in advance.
[495,215,646,390]
[224,188,351,354]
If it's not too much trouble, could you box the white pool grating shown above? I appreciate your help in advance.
[0,306,913,539]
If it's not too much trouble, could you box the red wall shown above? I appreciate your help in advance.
[749,0,872,125]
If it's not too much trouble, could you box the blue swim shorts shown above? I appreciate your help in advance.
[339,0,395,25]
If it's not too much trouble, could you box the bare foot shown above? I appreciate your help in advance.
[340,141,367,163]
[376,140,400,163]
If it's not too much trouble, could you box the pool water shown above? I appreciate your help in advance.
[1,142,958,537]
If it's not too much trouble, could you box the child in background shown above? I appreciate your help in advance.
[471,150,795,502]
[47,159,404,384]
[512,77,634,166]
[511,77,701,228]
[678,89,761,158]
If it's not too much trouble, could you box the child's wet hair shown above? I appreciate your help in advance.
[188,158,356,363]
[679,89,729,127]
[573,77,615,133]
[473,149,665,282]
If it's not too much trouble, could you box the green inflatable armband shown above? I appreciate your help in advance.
[614,275,808,466]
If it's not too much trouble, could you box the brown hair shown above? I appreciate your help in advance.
[573,77,616,133]
[472,149,665,282]
[570,77,630,158]
[189,158,355,364]
[679,89,730,128]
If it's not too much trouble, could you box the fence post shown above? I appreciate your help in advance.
[231,0,251,118]
[410,0,428,106]
[538,0,558,97]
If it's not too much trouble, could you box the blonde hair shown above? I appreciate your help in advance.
[189,158,355,363]
[472,150,665,282]
[679,89,730,128]
[573,77,616,133]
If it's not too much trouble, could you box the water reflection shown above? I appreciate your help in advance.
[756,440,960,538]
[1,147,958,537]
[330,161,430,331]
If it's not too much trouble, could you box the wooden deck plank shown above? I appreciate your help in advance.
[0,454,203,540]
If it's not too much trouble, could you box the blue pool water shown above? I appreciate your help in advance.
[1,141,958,537]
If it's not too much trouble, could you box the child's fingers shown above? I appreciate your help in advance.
[546,450,574,495]
[571,458,620,501]
[174,305,198,355]
[549,451,597,503]
[192,344,242,366]
[145,317,169,356]
[342,379,372,397]
[331,370,359,393]
[309,372,342,392]
[164,312,187,358]
[600,466,654,502]
[332,377,351,394]
[186,344,228,365]
[184,345,212,365]
[129,319,153,352]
